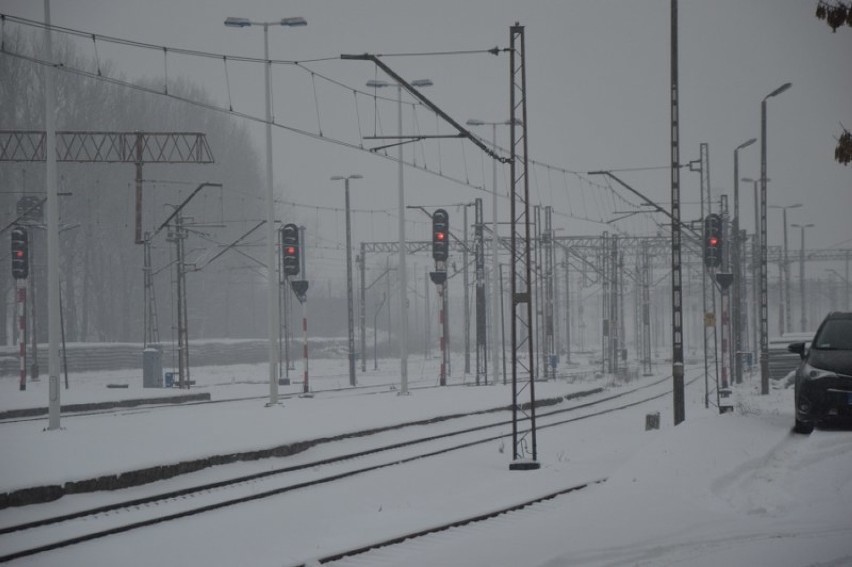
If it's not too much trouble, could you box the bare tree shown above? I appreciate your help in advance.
[1,32,265,344]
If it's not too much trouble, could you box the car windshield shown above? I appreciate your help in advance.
[813,318,852,350]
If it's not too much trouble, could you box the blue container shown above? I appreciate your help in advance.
[164,372,175,388]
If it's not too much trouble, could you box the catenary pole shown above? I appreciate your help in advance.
[45,0,61,430]
[670,0,685,425]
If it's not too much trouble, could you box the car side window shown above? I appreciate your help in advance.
[813,320,852,350]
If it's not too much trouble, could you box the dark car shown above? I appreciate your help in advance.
[788,312,852,434]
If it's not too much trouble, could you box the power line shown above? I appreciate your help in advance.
[1,22,640,232]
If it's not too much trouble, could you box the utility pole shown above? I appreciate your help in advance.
[359,243,367,373]
[29,230,39,381]
[760,81,793,395]
[732,137,756,385]
[670,0,686,424]
[791,223,813,331]
[462,203,470,375]
[563,249,572,365]
[45,0,61,430]
[508,23,539,469]
[601,232,611,376]
[142,234,160,347]
[168,210,190,389]
[641,241,653,375]
[543,206,555,380]
[718,196,731,397]
[474,198,487,385]
[610,235,620,376]
[331,174,362,387]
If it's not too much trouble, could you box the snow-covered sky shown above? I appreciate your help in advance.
[2,358,851,566]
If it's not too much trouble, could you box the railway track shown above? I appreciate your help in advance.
[292,477,609,567]
[0,371,698,563]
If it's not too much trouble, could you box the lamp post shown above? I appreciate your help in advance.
[732,138,756,385]
[366,78,432,395]
[465,118,515,385]
[759,81,791,395]
[791,223,814,332]
[331,174,363,387]
[45,0,61,429]
[225,15,307,406]
[769,202,802,336]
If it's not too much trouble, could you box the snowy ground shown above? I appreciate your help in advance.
[2,355,851,566]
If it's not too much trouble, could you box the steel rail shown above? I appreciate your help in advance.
[0,372,696,563]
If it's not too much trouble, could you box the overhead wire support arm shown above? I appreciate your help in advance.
[363,134,464,153]
[587,170,700,241]
[196,219,266,270]
[151,182,223,240]
[0,196,71,234]
[340,53,510,164]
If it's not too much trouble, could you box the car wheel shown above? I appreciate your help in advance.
[793,417,814,435]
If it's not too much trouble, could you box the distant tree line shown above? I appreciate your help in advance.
[1,32,269,346]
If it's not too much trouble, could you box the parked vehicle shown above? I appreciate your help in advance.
[788,312,852,434]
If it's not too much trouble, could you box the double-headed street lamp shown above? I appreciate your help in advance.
[465,118,516,385]
[791,223,814,331]
[366,78,433,395]
[225,15,307,406]
[331,174,363,388]
[732,137,757,385]
[759,81,792,395]
[769,202,802,336]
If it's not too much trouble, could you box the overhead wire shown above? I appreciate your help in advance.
[1,15,642,232]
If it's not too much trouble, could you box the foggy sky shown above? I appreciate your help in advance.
[2,0,850,272]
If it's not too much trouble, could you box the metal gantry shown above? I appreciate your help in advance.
[357,217,849,418]
[0,130,214,244]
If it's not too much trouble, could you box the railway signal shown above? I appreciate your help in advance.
[432,208,449,262]
[11,227,29,279]
[281,223,300,276]
[703,213,723,269]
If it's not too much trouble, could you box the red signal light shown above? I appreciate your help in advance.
[14,250,23,258]
[286,246,295,254]
[709,237,718,246]
[436,232,445,241]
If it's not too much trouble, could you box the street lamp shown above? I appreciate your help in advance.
[331,174,363,387]
[366,77,433,395]
[466,118,516,385]
[759,81,791,395]
[225,15,307,406]
[769,202,802,336]
[791,223,814,331]
[732,137,756,385]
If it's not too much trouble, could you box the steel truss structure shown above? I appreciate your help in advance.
[508,24,538,470]
[0,130,214,243]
